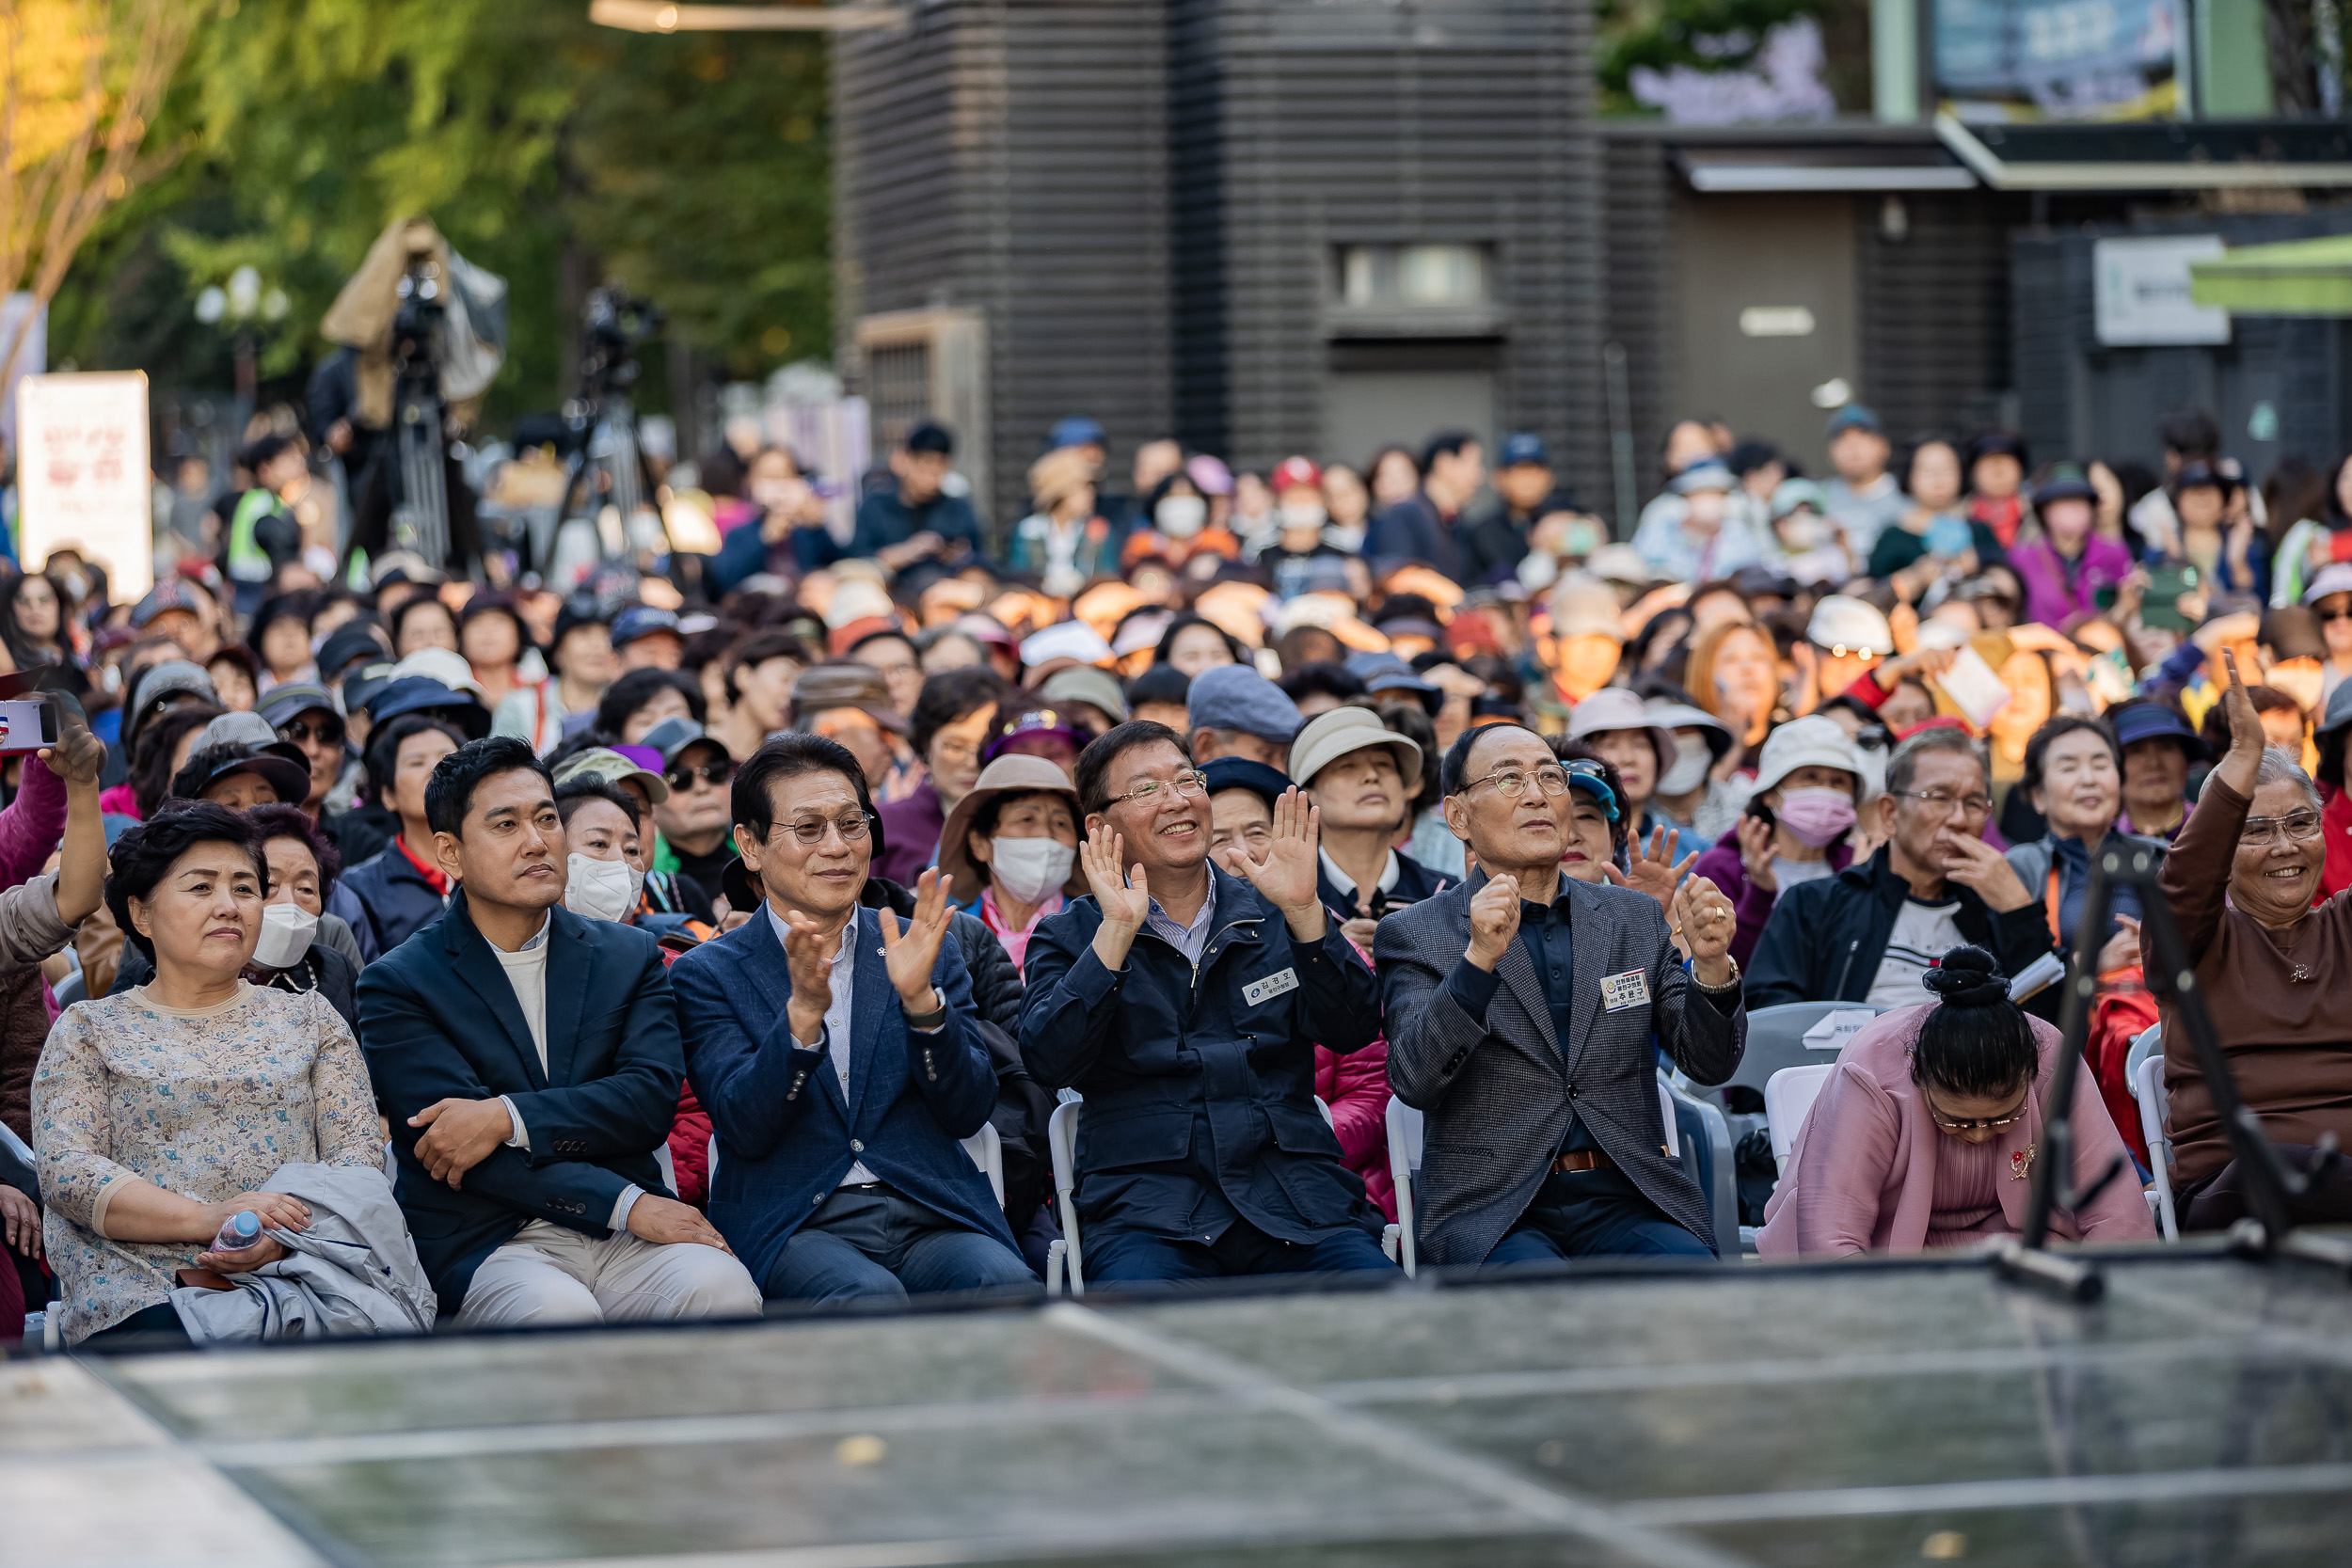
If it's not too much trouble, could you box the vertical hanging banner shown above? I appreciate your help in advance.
[15,371,154,599]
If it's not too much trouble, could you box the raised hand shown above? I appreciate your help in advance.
[1466,873,1521,972]
[1607,824,1694,920]
[37,694,104,786]
[881,866,955,1010]
[2095,913,2143,975]
[2215,646,2265,795]
[1082,823,1149,930]
[781,909,840,1047]
[1735,815,1777,894]
[1673,875,1738,969]
[1228,787,1325,936]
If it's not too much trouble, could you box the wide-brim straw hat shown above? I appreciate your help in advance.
[935,753,1086,904]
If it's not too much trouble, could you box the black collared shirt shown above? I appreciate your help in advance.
[1445,877,1597,1154]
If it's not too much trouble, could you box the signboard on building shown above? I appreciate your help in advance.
[15,372,153,598]
[1935,0,2179,118]
[2094,235,2231,347]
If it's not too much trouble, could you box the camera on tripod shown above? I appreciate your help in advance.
[391,255,445,381]
[578,284,664,404]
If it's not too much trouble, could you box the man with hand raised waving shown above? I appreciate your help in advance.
[671,733,1033,1303]
[1019,720,1397,1285]
[1378,722,1747,1266]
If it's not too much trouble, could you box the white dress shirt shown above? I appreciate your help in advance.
[770,903,879,1186]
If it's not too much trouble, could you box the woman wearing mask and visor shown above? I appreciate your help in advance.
[934,754,1085,974]
[1690,716,1871,970]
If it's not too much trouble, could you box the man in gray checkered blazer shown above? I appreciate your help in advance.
[1376,723,1746,1268]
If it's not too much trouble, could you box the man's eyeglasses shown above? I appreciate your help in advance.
[1894,789,1994,818]
[775,813,872,846]
[1105,770,1208,808]
[1459,763,1573,800]
[666,761,734,790]
[277,718,344,748]
[2240,810,2323,847]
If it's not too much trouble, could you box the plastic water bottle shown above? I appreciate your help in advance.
[210,1211,262,1255]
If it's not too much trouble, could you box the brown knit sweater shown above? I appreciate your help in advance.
[2156,775,2352,1186]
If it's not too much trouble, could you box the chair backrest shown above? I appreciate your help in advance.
[0,1118,34,1169]
[1656,1080,1679,1159]
[1764,1063,1836,1173]
[1047,1101,1081,1195]
[1661,1071,1744,1258]
[2123,1024,2163,1086]
[961,1122,1005,1208]
[1385,1096,1423,1174]
[52,969,86,1008]
[2134,1054,2171,1168]
[1724,1002,1883,1100]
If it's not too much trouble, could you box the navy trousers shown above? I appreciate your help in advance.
[1085,1213,1396,1287]
[1483,1167,1712,1264]
[766,1184,1038,1304]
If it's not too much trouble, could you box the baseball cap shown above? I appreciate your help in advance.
[1342,652,1441,710]
[1127,663,1191,710]
[906,420,954,456]
[790,663,909,734]
[554,745,671,806]
[2305,563,2352,605]
[1826,404,1883,437]
[2031,464,2098,507]
[316,623,390,683]
[1806,594,1895,657]
[1750,714,1867,797]
[1770,478,1828,519]
[1187,665,1303,744]
[364,676,492,738]
[2110,701,2203,757]
[611,605,683,650]
[1047,415,1106,451]
[1185,453,1233,497]
[1287,705,1422,790]
[1498,433,1549,468]
[129,659,215,721]
[1040,665,1129,725]
[1270,455,1322,494]
[637,715,726,768]
[1199,755,1295,809]
[255,683,340,731]
[984,705,1087,762]
[131,580,204,629]
[178,712,313,804]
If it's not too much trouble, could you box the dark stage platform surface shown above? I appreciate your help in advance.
[11,1245,2352,1567]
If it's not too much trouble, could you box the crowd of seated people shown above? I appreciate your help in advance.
[12,398,2352,1349]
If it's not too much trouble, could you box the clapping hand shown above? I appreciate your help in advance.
[1735,815,1777,894]
[1606,824,1694,919]
[1671,876,1738,978]
[1217,787,1326,938]
[1083,822,1151,970]
[881,866,955,1012]
[781,907,840,1047]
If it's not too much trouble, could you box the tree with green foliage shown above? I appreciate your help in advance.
[49,0,829,427]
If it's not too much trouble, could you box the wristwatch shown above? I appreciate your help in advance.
[1692,955,1741,994]
[901,990,949,1032]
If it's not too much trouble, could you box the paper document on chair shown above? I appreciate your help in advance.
[2007,951,2066,1003]
[1801,1009,1876,1052]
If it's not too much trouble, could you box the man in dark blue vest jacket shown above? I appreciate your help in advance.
[671,733,1031,1303]
[1020,721,1396,1285]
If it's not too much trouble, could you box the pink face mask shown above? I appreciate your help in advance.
[1774,786,1857,848]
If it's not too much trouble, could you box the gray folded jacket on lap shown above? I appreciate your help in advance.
[169,1162,438,1344]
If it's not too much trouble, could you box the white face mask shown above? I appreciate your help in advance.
[1323,521,1366,553]
[251,902,318,970]
[564,853,644,923]
[989,835,1074,905]
[1658,733,1713,796]
[1279,502,1327,533]
[1156,494,1208,539]
[1777,513,1828,550]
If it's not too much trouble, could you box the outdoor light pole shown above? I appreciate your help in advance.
[194,263,289,437]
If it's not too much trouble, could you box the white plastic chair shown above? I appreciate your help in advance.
[2137,1054,2178,1242]
[2123,1024,2162,1090]
[1657,1080,1680,1160]
[1385,1096,1425,1277]
[1764,1063,1836,1176]
[1045,1100,1082,1295]
[962,1121,1005,1208]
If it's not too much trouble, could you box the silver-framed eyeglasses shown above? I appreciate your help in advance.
[1893,789,1994,818]
[1105,770,1209,808]
[1458,763,1573,800]
[2240,810,2323,847]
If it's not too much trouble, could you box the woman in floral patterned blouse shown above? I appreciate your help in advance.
[33,800,383,1345]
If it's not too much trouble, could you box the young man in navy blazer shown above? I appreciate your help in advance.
[670,733,1031,1302]
[358,736,762,1326]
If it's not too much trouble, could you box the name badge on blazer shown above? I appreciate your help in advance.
[1599,969,1650,1012]
[1243,968,1300,1006]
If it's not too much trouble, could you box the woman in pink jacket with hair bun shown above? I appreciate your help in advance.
[1759,944,2154,1257]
